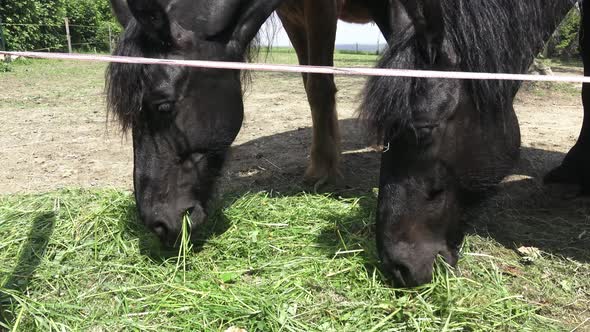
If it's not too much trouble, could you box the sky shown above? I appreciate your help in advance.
[260,16,387,47]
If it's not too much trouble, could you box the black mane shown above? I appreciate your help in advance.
[106,20,145,132]
[361,0,575,139]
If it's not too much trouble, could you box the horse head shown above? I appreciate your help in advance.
[363,0,573,286]
[106,0,282,246]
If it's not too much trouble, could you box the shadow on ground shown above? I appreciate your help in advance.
[221,119,589,264]
[221,118,380,197]
[0,212,55,326]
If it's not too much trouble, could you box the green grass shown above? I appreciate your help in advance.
[0,58,107,113]
[0,189,588,331]
[258,47,380,67]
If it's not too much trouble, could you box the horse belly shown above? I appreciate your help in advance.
[338,0,374,24]
[278,0,373,25]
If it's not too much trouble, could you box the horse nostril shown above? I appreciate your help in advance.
[439,248,459,266]
[187,204,207,226]
[391,263,412,287]
[186,207,194,216]
[381,255,413,288]
[152,221,169,239]
[427,188,445,201]
[415,124,438,145]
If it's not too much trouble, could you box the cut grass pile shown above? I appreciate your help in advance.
[1,189,587,331]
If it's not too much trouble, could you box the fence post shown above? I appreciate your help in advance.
[376,38,380,55]
[0,18,6,51]
[64,17,72,53]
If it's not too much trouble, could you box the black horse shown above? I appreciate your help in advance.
[106,0,284,246]
[361,0,577,286]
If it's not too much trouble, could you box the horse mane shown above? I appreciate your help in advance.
[361,0,575,139]
[105,20,259,132]
[106,20,144,133]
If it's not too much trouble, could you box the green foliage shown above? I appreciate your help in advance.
[0,0,66,51]
[65,0,122,52]
[546,8,581,58]
[0,61,12,72]
[0,0,120,52]
[555,9,580,55]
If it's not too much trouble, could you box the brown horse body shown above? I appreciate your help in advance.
[276,0,390,186]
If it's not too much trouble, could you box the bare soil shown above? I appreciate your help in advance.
[0,62,583,197]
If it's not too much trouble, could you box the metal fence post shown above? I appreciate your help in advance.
[64,17,72,53]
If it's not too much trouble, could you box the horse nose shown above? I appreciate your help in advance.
[415,124,439,145]
[152,220,169,239]
[147,218,180,246]
[382,255,433,288]
[142,202,207,246]
[141,206,180,246]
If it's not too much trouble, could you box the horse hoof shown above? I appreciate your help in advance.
[304,168,343,192]
[543,164,579,185]
[544,164,590,196]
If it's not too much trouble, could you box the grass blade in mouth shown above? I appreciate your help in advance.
[174,213,193,283]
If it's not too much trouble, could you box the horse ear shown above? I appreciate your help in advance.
[110,0,132,27]
[394,0,445,64]
[206,0,244,38]
[126,0,172,42]
[228,0,285,51]
[418,0,444,64]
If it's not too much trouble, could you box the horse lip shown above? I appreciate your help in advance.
[414,122,440,130]
[381,254,410,288]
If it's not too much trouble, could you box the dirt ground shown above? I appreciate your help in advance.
[0,62,584,196]
[0,63,381,195]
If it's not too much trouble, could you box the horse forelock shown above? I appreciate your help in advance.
[105,19,261,132]
[360,27,422,140]
[361,0,575,140]
[106,21,145,133]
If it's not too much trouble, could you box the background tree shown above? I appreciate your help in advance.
[0,0,120,52]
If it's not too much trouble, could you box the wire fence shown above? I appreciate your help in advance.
[0,18,117,54]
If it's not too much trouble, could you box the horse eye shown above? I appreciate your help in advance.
[427,188,445,201]
[182,152,206,168]
[190,153,206,164]
[157,102,174,113]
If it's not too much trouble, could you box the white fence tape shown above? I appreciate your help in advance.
[1,51,589,83]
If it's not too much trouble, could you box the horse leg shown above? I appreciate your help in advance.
[545,1,590,195]
[278,2,341,188]
[545,89,590,195]
[276,10,309,86]
[301,0,341,188]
